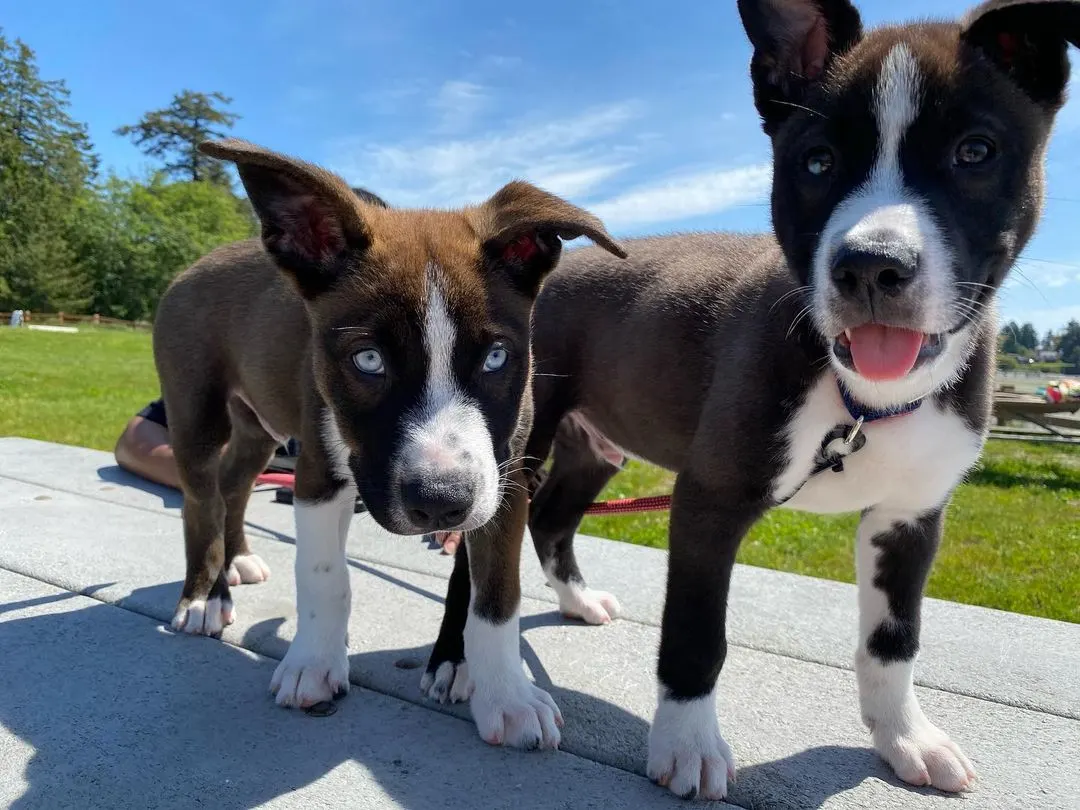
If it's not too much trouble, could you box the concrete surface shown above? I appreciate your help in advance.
[0,437,1077,809]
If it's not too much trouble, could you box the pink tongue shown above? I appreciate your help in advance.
[848,325,924,381]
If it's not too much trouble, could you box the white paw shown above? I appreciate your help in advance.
[647,692,735,801]
[270,639,350,708]
[170,597,233,636]
[420,660,473,704]
[227,553,271,586]
[873,721,976,793]
[559,587,621,625]
[471,672,562,750]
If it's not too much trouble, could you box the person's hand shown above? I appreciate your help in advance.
[434,531,463,556]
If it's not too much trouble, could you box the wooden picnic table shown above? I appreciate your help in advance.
[991,391,1080,444]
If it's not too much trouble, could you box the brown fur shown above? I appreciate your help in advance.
[154,139,625,649]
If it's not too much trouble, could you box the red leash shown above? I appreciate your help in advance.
[254,472,673,515]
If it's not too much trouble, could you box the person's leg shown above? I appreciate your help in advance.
[114,400,181,490]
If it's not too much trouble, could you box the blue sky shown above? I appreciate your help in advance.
[8,0,1080,334]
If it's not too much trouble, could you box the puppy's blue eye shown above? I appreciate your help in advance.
[353,349,385,375]
[483,345,508,373]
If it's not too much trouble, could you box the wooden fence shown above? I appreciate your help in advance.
[2,311,152,330]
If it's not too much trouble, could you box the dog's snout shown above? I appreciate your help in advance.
[400,473,475,531]
[830,242,917,300]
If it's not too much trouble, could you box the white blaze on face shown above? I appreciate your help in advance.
[390,264,500,533]
[811,44,969,407]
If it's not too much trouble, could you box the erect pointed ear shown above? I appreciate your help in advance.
[199,138,376,299]
[471,180,627,297]
[962,0,1080,108]
[737,0,863,135]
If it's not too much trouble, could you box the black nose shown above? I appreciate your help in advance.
[400,474,475,531]
[830,243,917,299]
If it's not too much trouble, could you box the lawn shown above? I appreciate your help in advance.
[3,326,1077,623]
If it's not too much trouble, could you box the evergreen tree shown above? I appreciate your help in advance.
[0,32,97,312]
[115,90,239,186]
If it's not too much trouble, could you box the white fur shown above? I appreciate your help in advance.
[541,560,621,625]
[856,511,976,790]
[773,373,984,511]
[390,265,500,534]
[647,688,735,801]
[227,553,271,586]
[463,535,562,749]
[420,660,473,704]
[811,44,968,409]
[171,595,231,635]
[270,486,355,708]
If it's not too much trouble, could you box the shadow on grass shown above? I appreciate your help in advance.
[966,462,1080,493]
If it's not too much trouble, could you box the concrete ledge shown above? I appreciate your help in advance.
[0,569,688,810]
[1,438,1077,809]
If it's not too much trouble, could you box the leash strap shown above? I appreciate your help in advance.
[774,418,867,506]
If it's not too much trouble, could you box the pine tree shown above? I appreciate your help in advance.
[115,90,239,186]
[0,32,96,311]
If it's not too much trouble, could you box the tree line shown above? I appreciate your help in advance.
[999,320,1080,373]
[0,32,254,321]
[3,26,1080,371]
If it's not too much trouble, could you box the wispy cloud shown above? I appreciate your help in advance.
[330,101,643,207]
[431,80,488,134]
[590,164,772,230]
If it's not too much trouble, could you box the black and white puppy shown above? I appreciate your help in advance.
[425,0,1080,799]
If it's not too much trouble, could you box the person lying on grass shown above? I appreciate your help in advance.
[114,398,463,554]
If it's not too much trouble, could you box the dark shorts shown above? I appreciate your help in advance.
[137,399,301,457]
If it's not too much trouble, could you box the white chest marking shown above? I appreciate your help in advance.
[773,374,983,514]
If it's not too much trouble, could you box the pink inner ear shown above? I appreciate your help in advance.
[997,32,1017,66]
[502,233,540,263]
[283,195,344,262]
[802,16,829,80]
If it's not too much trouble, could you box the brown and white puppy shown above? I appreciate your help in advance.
[426,0,1080,799]
[152,138,625,749]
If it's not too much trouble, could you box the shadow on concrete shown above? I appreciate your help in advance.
[0,580,660,809]
[1,571,932,810]
[729,745,950,809]
[95,465,184,510]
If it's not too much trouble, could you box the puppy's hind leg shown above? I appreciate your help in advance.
[528,416,622,625]
[166,384,232,637]
[220,396,278,589]
[421,542,474,704]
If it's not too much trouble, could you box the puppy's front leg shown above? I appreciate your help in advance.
[648,472,763,801]
[464,481,563,749]
[856,506,975,792]
[271,482,356,708]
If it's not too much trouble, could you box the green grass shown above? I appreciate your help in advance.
[0,327,159,451]
[3,326,1077,622]
[582,443,1079,623]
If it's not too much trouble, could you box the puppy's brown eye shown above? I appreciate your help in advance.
[804,147,834,177]
[955,136,995,167]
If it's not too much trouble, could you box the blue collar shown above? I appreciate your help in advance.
[839,381,923,423]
